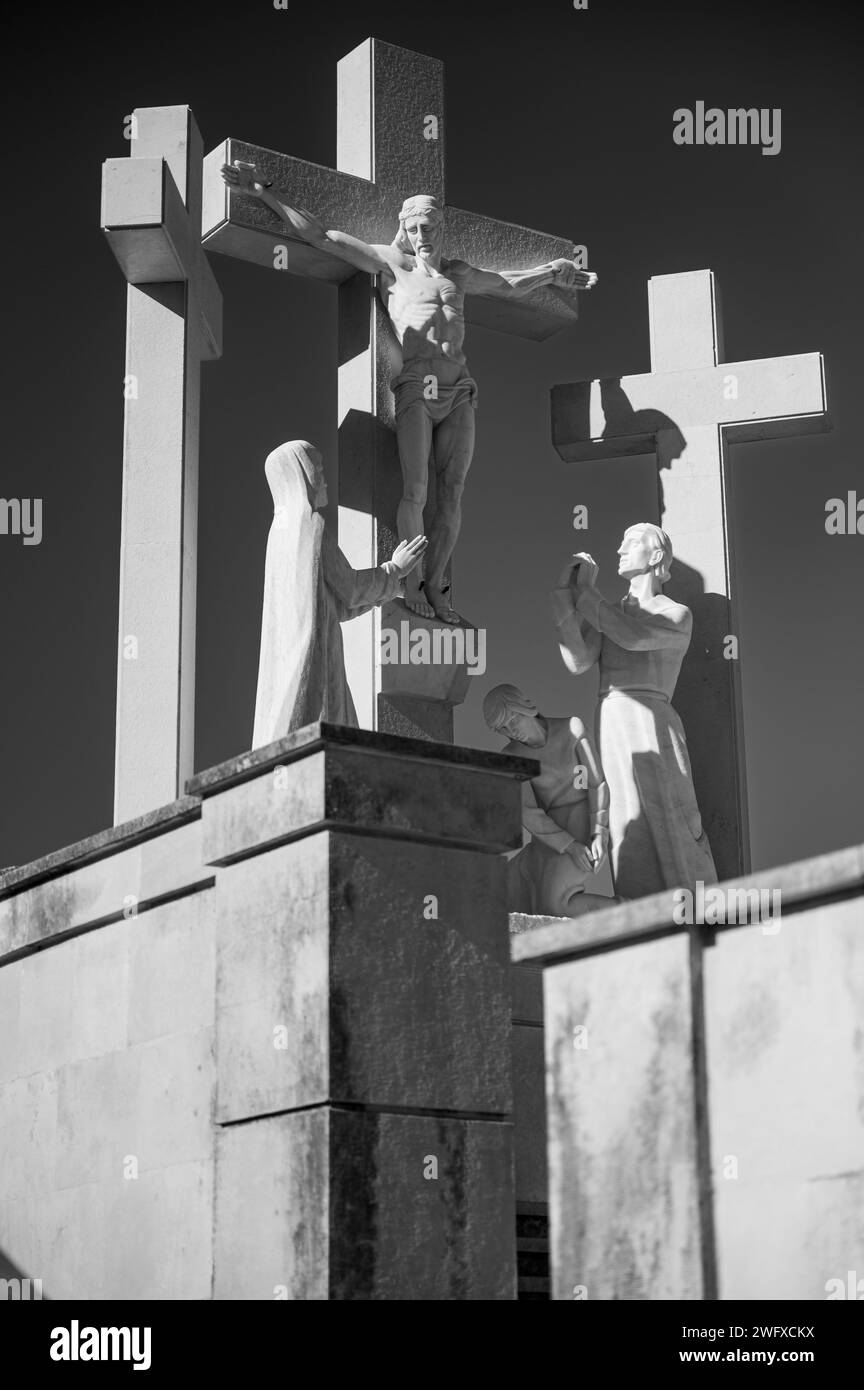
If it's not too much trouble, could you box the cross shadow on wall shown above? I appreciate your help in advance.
[594,380,740,883]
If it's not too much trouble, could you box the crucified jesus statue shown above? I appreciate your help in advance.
[222,164,597,621]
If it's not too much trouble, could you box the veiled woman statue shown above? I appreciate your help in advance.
[252,441,426,746]
[551,524,717,899]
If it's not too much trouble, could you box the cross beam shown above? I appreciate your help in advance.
[102,106,223,824]
[551,269,829,880]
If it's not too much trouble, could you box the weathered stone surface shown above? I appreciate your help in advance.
[377,693,454,744]
[0,817,208,963]
[215,832,511,1121]
[1,727,527,1300]
[215,1108,516,1300]
[544,932,703,1299]
[511,957,544,1025]
[512,1024,547,1205]
[56,1027,213,1189]
[186,719,536,796]
[1,1161,213,1301]
[18,920,128,1076]
[0,794,200,897]
[0,1071,57,1196]
[128,890,215,1044]
[200,734,530,866]
[705,895,864,1299]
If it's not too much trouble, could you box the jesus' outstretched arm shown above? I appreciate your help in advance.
[451,258,597,297]
[221,161,395,275]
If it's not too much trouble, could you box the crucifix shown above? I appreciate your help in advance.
[201,38,585,742]
[102,39,587,823]
[550,269,830,880]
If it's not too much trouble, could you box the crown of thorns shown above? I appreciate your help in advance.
[397,195,444,224]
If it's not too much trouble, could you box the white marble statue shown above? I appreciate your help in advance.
[252,441,426,746]
[221,162,596,624]
[483,684,612,917]
[551,524,718,899]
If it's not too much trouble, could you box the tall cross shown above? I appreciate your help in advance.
[201,37,583,745]
[102,107,223,825]
[550,269,829,880]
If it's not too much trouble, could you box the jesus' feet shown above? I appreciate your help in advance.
[403,571,435,620]
[423,581,461,624]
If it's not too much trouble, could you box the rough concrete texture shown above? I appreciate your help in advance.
[544,932,703,1300]
[2,728,531,1299]
[215,1107,516,1300]
[0,889,215,1299]
[215,832,512,1120]
[510,951,547,1206]
[512,1024,548,1205]
[201,738,528,865]
[525,844,864,1301]
[0,817,208,963]
[705,895,864,1300]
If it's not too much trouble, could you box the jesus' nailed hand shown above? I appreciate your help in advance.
[221,160,597,624]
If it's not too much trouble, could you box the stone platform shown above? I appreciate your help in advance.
[0,723,542,1301]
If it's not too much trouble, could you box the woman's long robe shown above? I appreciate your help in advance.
[552,582,717,899]
[252,442,402,746]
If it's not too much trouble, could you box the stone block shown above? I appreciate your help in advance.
[215,832,511,1121]
[0,818,207,961]
[0,1071,57,1196]
[0,960,21,1084]
[377,693,454,744]
[200,733,526,866]
[36,1161,213,1301]
[512,1023,547,1205]
[544,932,703,1299]
[18,921,128,1077]
[56,1028,213,1189]
[214,1107,516,1300]
[127,889,215,1044]
[511,958,544,1025]
[706,896,864,1299]
[378,602,475,705]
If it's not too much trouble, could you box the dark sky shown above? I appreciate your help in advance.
[2,0,862,873]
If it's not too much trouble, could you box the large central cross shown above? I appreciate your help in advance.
[103,39,584,823]
[550,270,829,880]
[200,38,582,745]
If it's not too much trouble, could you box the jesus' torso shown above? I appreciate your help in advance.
[379,260,469,369]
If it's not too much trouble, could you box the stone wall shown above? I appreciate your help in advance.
[514,846,864,1300]
[0,724,541,1301]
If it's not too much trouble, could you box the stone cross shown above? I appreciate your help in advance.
[201,37,582,745]
[551,269,829,880]
[102,107,223,824]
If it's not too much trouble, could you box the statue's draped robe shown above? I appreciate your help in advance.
[552,584,717,899]
[253,443,402,746]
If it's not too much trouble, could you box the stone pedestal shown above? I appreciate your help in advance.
[0,723,535,1301]
[191,723,531,1299]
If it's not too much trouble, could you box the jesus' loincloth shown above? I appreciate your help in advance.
[391,358,478,424]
